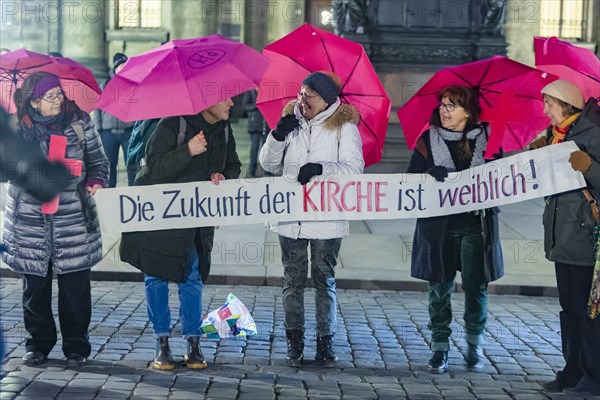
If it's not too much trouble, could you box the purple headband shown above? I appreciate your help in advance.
[32,75,62,100]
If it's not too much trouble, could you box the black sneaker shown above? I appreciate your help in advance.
[563,376,600,396]
[542,379,562,392]
[22,351,47,366]
[66,353,86,368]
[427,351,448,374]
[466,344,484,370]
[315,335,337,368]
[285,330,304,367]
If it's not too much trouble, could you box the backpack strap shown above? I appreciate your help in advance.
[221,123,229,171]
[70,121,86,147]
[582,188,600,224]
[177,116,187,146]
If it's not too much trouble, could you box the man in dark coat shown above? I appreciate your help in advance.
[120,98,241,370]
[93,52,136,187]
[242,89,268,178]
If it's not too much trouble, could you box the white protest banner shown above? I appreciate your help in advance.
[94,142,586,233]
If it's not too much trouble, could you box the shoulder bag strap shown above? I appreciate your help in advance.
[582,188,600,224]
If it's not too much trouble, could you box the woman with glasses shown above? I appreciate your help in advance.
[259,72,364,368]
[407,85,504,374]
[2,71,109,367]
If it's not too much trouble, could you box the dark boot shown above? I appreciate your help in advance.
[427,351,448,374]
[22,351,47,366]
[66,353,86,368]
[184,337,207,369]
[315,335,337,368]
[153,336,174,370]
[285,329,304,367]
[466,344,484,370]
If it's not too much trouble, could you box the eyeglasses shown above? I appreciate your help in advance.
[298,92,319,102]
[41,91,64,103]
[438,102,458,112]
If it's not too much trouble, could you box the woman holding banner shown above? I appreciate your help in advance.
[2,72,109,367]
[259,72,364,367]
[529,79,600,395]
[407,85,504,374]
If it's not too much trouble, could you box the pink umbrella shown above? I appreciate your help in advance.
[95,35,271,122]
[534,36,600,101]
[397,56,557,158]
[256,23,391,167]
[0,49,101,113]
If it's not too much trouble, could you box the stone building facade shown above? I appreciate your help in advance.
[1,0,597,171]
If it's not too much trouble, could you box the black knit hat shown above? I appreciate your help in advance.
[302,72,341,106]
[113,52,128,70]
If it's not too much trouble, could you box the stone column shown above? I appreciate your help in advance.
[58,0,106,78]
[243,0,269,50]
[267,0,305,44]
[168,0,219,39]
[593,0,600,56]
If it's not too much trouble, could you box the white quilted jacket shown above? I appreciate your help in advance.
[259,99,364,239]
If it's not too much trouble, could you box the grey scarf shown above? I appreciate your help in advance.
[429,124,487,170]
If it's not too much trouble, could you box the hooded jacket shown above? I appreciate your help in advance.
[259,99,364,239]
[542,98,600,266]
[2,113,110,276]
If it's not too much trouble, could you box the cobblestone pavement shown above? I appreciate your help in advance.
[1,278,598,400]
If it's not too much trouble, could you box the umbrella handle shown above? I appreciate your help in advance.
[543,36,557,56]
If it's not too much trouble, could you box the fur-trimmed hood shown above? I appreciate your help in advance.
[282,100,360,131]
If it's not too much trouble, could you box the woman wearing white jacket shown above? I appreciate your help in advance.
[260,72,364,367]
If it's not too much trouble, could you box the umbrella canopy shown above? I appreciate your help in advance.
[95,35,271,122]
[0,49,101,113]
[397,56,557,158]
[256,23,391,167]
[534,36,600,101]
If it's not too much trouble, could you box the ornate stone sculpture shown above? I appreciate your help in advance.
[481,0,508,36]
[332,0,368,35]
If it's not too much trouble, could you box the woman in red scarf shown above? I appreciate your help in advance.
[530,79,600,396]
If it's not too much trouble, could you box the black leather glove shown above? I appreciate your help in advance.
[427,165,448,182]
[297,163,323,185]
[492,147,504,160]
[271,114,299,141]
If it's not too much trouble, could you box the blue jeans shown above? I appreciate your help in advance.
[99,129,135,187]
[279,236,342,337]
[144,246,203,338]
[429,226,488,351]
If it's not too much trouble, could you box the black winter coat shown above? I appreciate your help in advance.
[407,130,504,283]
[242,90,267,134]
[119,113,241,282]
[542,99,600,266]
